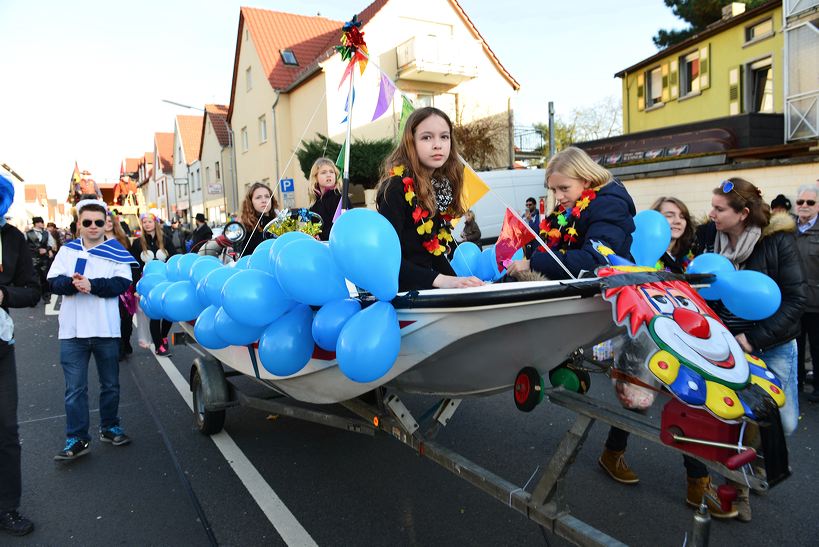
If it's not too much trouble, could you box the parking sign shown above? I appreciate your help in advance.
[279,178,294,194]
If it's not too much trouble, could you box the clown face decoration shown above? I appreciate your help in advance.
[599,267,784,421]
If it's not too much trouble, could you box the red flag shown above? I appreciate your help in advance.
[495,207,536,272]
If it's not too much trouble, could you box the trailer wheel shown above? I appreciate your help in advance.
[514,367,543,412]
[548,363,590,394]
[192,371,226,435]
[190,357,228,435]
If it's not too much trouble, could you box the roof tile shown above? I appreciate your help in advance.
[176,115,204,166]
[154,132,174,174]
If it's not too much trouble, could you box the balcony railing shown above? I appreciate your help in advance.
[396,35,479,85]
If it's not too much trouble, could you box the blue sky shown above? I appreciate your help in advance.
[0,0,684,199]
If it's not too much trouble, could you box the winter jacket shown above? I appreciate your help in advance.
[461,219,481,243]
[795,217,819,312]
[240,213,274,256]
[129,233,176,284]
[0,224,41,353]
[189,223,213,251]
[309,191,342,242]
[530,180,636,279]
[696,213,806,352]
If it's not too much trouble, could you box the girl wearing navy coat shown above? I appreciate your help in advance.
[507,147,636,279]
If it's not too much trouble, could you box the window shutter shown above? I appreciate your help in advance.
[728,66,742,115]
[637,73,645,111]
[669,59,679,99]
[699,44,710,89]
[661,63,670,102]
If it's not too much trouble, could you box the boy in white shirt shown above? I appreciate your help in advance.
[47,200,136,460]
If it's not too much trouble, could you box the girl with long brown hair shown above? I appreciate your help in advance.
[376,106,481,291]
[239,182,278,254]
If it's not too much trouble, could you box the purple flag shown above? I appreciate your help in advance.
[372,72,396,121]
[332,193,344,222]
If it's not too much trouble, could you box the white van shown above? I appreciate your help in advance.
[453,169,548,243]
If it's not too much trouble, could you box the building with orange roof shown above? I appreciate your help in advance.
[153,132,175,220]
[228,0,519,208]
[199,104,236,223]
[172,114,204,222]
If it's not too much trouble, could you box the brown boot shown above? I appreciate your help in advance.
[686,477,738,519]
[731,482,751,522]
[598,448,639,484]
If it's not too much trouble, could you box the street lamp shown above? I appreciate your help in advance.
[162,99,237,223]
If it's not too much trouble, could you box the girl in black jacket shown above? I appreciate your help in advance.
[307,157,342,241]
[376,107,482,291]
[129,213,176,356]
[239,182,278,255]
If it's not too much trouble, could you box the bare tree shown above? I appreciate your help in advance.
[454,111,509,170]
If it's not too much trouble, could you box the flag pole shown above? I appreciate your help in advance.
[341,66,354,211]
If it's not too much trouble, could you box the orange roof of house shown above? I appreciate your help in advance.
[154,132,174,174]
[176,115,204,166]
[125,157,140,173]
[203,104,230,153]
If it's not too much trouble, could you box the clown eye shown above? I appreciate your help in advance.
[650,294,675,314]
[673,295,700,313]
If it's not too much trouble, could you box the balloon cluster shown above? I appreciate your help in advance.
[450,242,523,282]
[139,209,403,383]
[628,211,781,320]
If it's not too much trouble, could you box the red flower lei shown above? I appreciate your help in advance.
[390,165,454,256]
[538,188,597,253]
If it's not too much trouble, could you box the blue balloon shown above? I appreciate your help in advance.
[451,242,482,277]
[136,273,165,297]
[719,270,781,320]
[222,269,294,327]
[161,280,204,322]
[193,305,229,350]
[214,307,266,346]
[329,209,400,301]
[687,253,734,299]
[176,253,200,280]
[269,231,313,267]
[475,246,499,282]
[336,301,401,383]
[234,255,253,270]
[190,256,220,286]
[249,239,277,272]
[258,304,315,376]
[147,281,173,321]
[312,298,361,351]
[630,210,672,267]
[198,266,240,308]
[140,295,162,320]
[165,254,184,281]
[143,260,167,278]
[275,238,349,306]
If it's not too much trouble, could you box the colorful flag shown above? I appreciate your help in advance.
[335,136,346,172]
[495,207,536,273]
[71,161,81,183]
[372,72,396,121]
[397,96,414,136]
[340,88,356,124]
[461,165,490,211]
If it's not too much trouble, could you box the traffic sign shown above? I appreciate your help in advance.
[279,178,294,194]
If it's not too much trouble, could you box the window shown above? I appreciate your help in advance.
[746,18,773,43]
[749,57,774,113]
[245,29,249,42]
[245,66,252,92]
[215,161,221,180]
[195,170,201,192]
[241,127,248,152]
[680,51,700,96]
[413,93,456,120]
[205,166,211,185]
[280,49,298,66]
[178,146,183,164]
[646,67,663,107]
[258,115,267,143]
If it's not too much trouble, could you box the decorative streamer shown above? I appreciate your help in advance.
[372,72,396,121]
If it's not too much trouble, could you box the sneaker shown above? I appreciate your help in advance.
[0,510,34,536]
[155,344,171,357]
[54,437,90,461]
[100,426,131,446]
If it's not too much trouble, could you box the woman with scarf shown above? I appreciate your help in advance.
[129,213,176,356]
[239,182,278,255]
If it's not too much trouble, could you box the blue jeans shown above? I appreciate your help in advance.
[60,337,121,441]
[756,339,799,436]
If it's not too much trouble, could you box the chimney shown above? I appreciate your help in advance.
[722,2,746,20]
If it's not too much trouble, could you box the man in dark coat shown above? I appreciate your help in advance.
[189,213,213,252]
[0,175,40,536]
[25,217,52,303]
[794,184,819,401]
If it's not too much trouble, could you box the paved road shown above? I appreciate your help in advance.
[10,301,819,546]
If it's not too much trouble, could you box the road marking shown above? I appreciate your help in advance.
[44,296,59,315]
[151,352,317,547]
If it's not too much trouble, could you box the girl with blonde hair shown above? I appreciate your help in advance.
[507,146,636,279]
[308,157,342,241]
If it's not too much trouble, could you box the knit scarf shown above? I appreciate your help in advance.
[714,225,761,269]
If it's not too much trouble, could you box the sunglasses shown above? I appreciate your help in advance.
[720,180,746,201]
[81,219,105,228]
[796,199,816,206]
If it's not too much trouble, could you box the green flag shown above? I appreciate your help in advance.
[397,96,415,137]
[336,137,346,173]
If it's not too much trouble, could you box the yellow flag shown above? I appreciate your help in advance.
[461,165,490,210]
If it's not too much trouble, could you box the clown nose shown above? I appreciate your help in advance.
[673,307,710,339]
